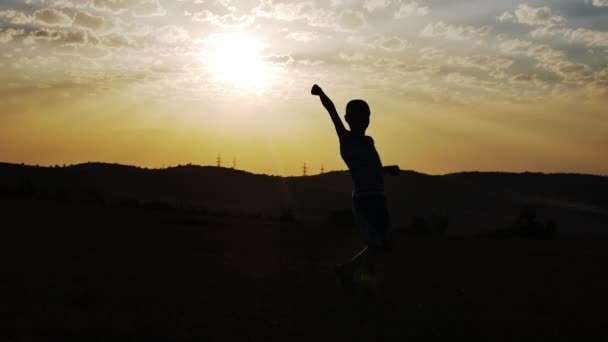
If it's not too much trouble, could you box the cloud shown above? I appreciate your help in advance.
[419,47,513,76]
[0,28,24,43]
[100,32,139,48]
[90,0,140,13]
[337,10,366,31]
[420,21,491,41]
[254,1,359,32]
[378,36,408,50]
[285,31,319,42]
[191,10,255,28]
[132,0,167,17]
[593,0,608,7]
[339,52,367,62]
[588,68,608,94]
[453,55,513,73]
[73,11,112,31]
[33,8,72,27]
[498,4,564,26]
[499,38,564,61]
[395,1,429,19]
[89,0,165,16]
[0,10,33,24]
[348,34,410,51]
[444,72,505,92]
[264,54,294,65]
[254,1,315,22]
[54,44,110,59]
[156,25,190,44]
[531,25,608,48]
[509,73,547,87]
[11,55,62,70]
[24,28,89,45]
[499,39,591,81]
[363,0,390,13]
[22,26,142,50]
[295,59,325,66]
[419,46,445,60]
[374,58,440,74]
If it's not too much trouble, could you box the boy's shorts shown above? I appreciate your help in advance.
[352,194,391,249]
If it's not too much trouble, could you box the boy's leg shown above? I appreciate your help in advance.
[350,246,368,267]
[335,247,367,280]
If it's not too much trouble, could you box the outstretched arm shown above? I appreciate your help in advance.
[383,165,400,176]
[311,84,347,137]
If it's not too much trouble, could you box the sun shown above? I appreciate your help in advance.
[202,33,277,94]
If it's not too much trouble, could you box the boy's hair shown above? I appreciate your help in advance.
[345,99,370,130]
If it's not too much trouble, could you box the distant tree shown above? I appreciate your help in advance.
[249,211,262,219]
[280,207,296,223]
[93,193,105,207]
[513,206,558,240]
[143,201,172,211]
[327,208,354,228]
[411,216,430,234]
[19,177,36,196]
[544,220,558,240]
[431,213,450,236]
[119,198,140,208]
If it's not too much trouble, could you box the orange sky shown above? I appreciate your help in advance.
[1,0,607,175]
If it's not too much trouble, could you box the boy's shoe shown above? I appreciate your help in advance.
[355,269,378,298]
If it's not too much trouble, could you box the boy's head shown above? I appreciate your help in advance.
[345,99,370,133]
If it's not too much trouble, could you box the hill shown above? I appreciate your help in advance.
[1,162,607,238]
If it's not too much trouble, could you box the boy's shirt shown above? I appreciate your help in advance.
[339,131,384,197]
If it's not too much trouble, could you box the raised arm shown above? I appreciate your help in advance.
[311,84,347,137]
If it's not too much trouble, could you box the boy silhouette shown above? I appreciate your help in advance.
[311,84,399,293]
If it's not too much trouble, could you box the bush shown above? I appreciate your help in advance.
[411,216,430,234]
[279,207,296,223]
[514,206,558,240]
[142,201,173,211]
[19,177,36,196]
[431,213,450,236]
[327,208,354,228]
[119,198,140,208]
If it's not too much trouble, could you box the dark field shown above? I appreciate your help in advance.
[2,197,608,341]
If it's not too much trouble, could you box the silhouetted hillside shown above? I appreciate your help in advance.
[1,162,607,238]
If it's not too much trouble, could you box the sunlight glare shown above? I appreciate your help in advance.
[202,33,278,94]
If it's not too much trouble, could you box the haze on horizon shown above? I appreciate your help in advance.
[0,0,607,176]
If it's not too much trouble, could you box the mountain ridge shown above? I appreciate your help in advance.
[1,161,607,238]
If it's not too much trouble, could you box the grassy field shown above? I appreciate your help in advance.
[2,196,607,341]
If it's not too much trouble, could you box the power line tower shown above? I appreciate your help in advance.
[216,154,221,168]
[302,163,308,176]
[320,165,325,174]
[232,157,236,169]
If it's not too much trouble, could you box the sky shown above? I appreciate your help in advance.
[0,0,607,175]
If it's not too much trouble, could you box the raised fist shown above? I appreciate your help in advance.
[311,84,322,96]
